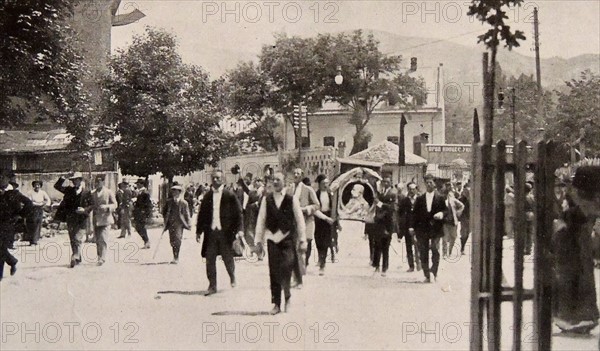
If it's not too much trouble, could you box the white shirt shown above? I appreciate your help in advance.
[29,189,51,207]
[293,182,302,200]
[211,185,224,230]
[426,191,435,213]
[319,191,330,212]
[255,190,306,245]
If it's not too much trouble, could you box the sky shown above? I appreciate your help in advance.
[111,0,600,74]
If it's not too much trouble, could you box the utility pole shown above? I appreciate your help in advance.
[533,8,542,92]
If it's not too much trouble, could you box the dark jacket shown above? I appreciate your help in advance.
[163,197,192,230]
[413,191,447,239]
[196,187,244,258]
[398,195,418,238]
[132,189,153,223]
[53,177,91,225]
[0,186,33,242]
[367,187,397,237]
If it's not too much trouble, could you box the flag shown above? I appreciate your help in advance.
[398,114,408,166]
[473,108,481,143]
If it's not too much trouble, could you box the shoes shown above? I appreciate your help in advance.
[10,264,17,276]
[142,242,150,249]
[70,259,78,268]
[293,283,303,290]
[406,267,415,272]
[319,268,325,276]
[284,299,291,313]
[231,279,236,288]
[381,271,387,277]
[205,288,217,296]
[374,267,380,273]
[170,259,178,264]
[97,260,105,266]
[423,277,432,283]
[269,304,281,315]
[117,235,126,239]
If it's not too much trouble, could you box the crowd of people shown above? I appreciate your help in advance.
[1,164,599,334]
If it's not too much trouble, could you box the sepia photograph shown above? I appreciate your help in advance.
[1,0,599,350]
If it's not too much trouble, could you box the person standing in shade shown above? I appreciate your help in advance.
[398,182,421,272]
[412,174,447,283]
[287,168,319,287]
[163,184,191,264]
[524,182,535,255]
[132,178,152,249]
[26,180,51,245]
[196,169,244,296]
[87,175,117,266]
[313,174,339,275]
[370,175,397,277]
[255,172,306,314]
[441,182,464,258]
[116,181,133,238]
[1,169,33,280]
[54,172,92,268]
[459,182,471,255]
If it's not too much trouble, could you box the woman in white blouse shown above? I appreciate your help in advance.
[27,180,51,245]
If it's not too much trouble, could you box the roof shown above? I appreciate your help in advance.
[0,129,73,154]
[338,140,428,167]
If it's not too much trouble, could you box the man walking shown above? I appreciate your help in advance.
[371,175,397,277]
[412,174,447,283]
[255,172,306,314]
[398,182,421,272]
[116,181,133,238]
[163,184,191,264]
[196,169,244,296]
[54,172,92,268]
[288,168,319,286]
[132,178,152,249]
[441,182,464,258]
[1,169,33,280]
[88,175,117,266]
[459,182,471,256]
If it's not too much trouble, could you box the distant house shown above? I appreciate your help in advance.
[337,140,427,185]
[282,64,446,157]
[0,129,118,199]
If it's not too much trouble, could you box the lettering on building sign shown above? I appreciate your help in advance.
[426,145,517,154]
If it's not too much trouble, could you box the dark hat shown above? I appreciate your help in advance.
[69,171,83,179]
[94,174,106,181]
[424,173,435,181]
[315,174,327,184]
[245,172,253,179]
[135,178,146,185]
[32,180,43,187]
[572,165,600,194]
[171,185,183,191]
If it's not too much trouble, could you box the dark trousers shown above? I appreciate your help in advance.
[205,230,235,290]
[133,218,149,244]
[417,234,441,279]
[66,217,85,261]
[0,241,18,279]
[268,236,295,307]
[314,217,333,269]
[373,234,392,271]
[305,239,313,266]
[368,232,375,264]
[292,248,304,285]
[168,224,184,259]
[25,206,44,244]
[404,230,416,269]
[459,217,470,253]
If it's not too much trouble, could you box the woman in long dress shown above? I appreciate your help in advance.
[552,165,600,334]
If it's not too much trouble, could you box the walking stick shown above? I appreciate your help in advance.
[152,227,168,260]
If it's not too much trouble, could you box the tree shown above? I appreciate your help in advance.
[224,61,281,152]
[100,27,231,181]
[547,70,600,156]
[0,0,92,145]
[468,0,526,144]
[315,30,428,154]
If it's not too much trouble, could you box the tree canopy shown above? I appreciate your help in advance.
[0,0,92,145]
[100,27,232,180]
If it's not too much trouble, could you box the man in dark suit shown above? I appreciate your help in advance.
[132,178,153,249]
[163,185,191,264]
[398,182,421,272]
[54,171,92,268]
[412,174,447,283]
[371,175,397,277]
[196,169,244,296]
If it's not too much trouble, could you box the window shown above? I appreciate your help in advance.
[301,137,310,148]
[323,136,335,147]
[387,136,399,145]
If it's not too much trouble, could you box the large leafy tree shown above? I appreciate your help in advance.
[100,27,231,181]
[0,0,92,145]
[547,70,600,156]
[316,30,427,154]
[224,61,281,152]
